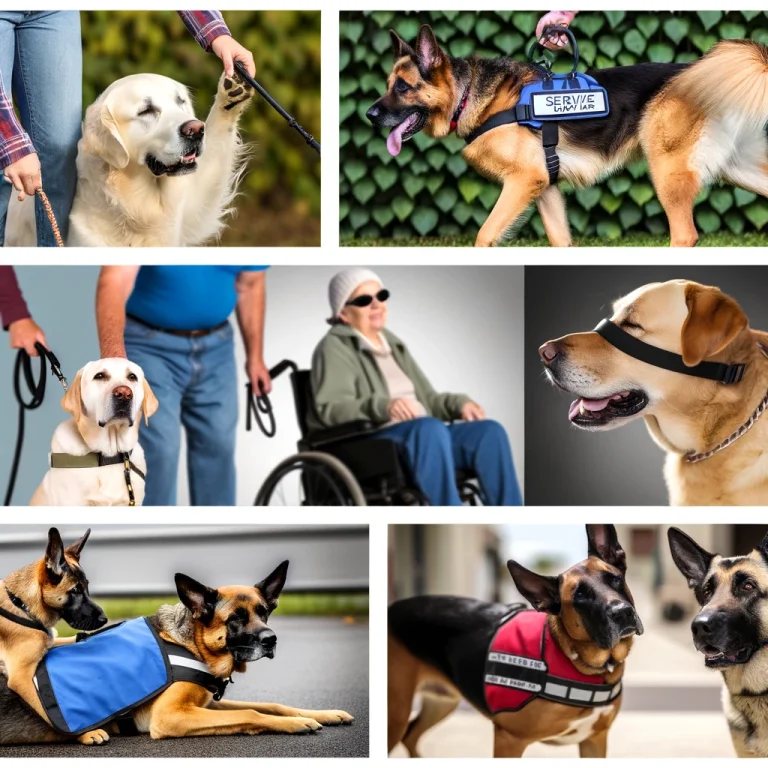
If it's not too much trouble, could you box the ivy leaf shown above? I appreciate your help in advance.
[597,35,622,58]
[458,177,483,203]
[663,17,690,45]
[596,220,623,239]
[695,208,721,234]
[709,188,733,214]
[353,179,376,204]
[636,15,660,38]
[745,202,768,230]
[345,160,367,184]
[648,43,675,63]
[411,207,439,236]
[575,187,602,210]
[624,30,646,56]
[697,11,723,31]
[391,196,414,222]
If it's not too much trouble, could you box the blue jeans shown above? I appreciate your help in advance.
[124,317,238,506]
[0,11,81,246]
[377,417,522,506]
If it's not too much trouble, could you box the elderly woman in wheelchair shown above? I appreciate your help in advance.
[306,268,522,506]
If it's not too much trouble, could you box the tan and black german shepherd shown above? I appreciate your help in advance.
[367,24,768,247]
[669,527,768,758]
[0,528,109,745]
[0,558,353,745]
[388,525,643,757]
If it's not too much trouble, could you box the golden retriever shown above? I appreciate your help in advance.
[539,279,768,505]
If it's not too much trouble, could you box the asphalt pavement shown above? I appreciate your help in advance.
[3,616,368,758]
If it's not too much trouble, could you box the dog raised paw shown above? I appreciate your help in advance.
[217,70,253,113]
[77,729,110,745]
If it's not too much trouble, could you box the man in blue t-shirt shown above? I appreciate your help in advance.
[95,265,270,506]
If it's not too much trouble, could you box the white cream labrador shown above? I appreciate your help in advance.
[30,359,158,506]
[6,69,253,247]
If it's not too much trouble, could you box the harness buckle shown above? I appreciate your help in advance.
[722,363,746,385]
[213,676,232,701]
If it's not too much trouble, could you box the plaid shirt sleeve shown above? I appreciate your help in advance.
[177,11,231,52]
[0,68,35,171]
[0,266,32,331]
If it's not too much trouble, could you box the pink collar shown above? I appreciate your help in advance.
[449,86,470,133]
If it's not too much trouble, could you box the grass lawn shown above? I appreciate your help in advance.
[55,593,368,637]
[341,231,768,247]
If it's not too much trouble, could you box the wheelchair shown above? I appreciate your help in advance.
[251,360,483,506]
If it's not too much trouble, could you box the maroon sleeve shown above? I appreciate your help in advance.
[0,266,31,331]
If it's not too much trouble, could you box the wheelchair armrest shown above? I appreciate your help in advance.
[306,420,379,447]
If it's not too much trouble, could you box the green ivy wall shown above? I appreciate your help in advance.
[339,11,768,241]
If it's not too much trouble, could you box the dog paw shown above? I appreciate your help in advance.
[217,70,253,113]
[298,709,354,726]
[77,729,110,745]
[279,716,323,734]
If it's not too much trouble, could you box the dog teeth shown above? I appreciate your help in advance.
[579,403,586,416]
[606,663,614,673]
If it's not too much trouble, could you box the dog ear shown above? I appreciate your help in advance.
[65,528,91,560]
[586,524,627,573]
[61,369,84,421]
[45,527,67,581]
[255,560,289,609]
[415,24,444,71]
[141,379,159,425]
[175,573,219,625]
[681,283,748,367]
[668,527,714,591]
[82,95,129,169]
[389,29,415,60]
[507,560,561,614]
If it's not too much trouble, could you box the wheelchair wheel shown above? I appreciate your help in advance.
[255,451,367,506]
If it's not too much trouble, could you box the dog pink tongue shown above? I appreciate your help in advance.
[386,116,415,156]
[568,397,614,421]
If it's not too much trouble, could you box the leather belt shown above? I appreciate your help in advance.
[127,314,229,339]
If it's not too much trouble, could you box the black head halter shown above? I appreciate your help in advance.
[594,319,746,385]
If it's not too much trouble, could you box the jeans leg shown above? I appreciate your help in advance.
[449,420,522,506]
[378,418,462,506]
[180,325,238,506]
[124,320,188,506]
[0,14,18,245]
[13,11,81,245]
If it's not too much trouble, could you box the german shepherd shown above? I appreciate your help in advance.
[388,524,643,757]
[367,24,768,247]
[0,528,109,745]
[668,527,768,758]
[0,559,354,745]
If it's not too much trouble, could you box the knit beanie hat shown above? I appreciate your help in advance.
[328,268,384,321]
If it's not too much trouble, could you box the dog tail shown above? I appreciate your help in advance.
[667,40,768,133]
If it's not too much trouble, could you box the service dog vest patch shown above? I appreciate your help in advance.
[484,607,623,713]
[33,617,227,735]
[519,74,609,127]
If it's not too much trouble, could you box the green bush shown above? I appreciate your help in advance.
[339,10,768,241]
[79,11,320,221]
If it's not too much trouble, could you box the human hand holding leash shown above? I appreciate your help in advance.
[9,318,48,357]
[3,152,42,201]
[536,11,578,49]
[212,35,255,78]
[248,356,272,396]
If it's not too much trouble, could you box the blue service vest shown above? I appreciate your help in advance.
[33,617,226,735]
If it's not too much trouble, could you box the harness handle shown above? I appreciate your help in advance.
[528,25,580,76]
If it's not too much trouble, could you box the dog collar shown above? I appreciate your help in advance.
[0,588,49,634]
[449,86,470,133]
[685,388,768,464]
[50,451,146,507]
[594,319,747,385]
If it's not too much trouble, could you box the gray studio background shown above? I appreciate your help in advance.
[1,266,524,505]
[525,266,768,506]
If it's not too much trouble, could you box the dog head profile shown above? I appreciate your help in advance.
[539,279,753,433]
[172,560,289,678]
[62,358,158,431]
[508,524,643,655]
[82,74,205,176]
[669,527,768,669]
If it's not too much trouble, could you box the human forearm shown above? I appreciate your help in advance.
[96,266,139,358]
[235,271,266,362]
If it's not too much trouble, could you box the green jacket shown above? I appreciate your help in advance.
[309,324,471,432]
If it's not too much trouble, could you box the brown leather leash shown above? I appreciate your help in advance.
[36,188,64,247]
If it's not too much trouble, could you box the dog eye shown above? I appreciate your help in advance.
[138,105,159,117]
[127,373,138,382]
[394,78,412,94]
[93,372,105,380]
[743,580,757,592]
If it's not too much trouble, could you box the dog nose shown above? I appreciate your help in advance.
[692,611,726,638]
[608,600,634,622]
[366,105,380,123]
[112,385,133,401]
[258,629,276,648]
[539,341,561,365]
[180,119,205,139]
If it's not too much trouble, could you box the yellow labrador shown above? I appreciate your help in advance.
[539,279,768,505]
[30,359,158,506]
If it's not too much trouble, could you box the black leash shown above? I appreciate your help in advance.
[4,342,68,506]
[245,360,298,438]
[234,62,320,155]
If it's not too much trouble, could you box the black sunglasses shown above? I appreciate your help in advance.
[345,288,390,308]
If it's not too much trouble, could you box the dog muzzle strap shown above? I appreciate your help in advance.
[594,319,747,385]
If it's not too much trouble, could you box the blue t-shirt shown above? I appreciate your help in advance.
[126,266,268,331]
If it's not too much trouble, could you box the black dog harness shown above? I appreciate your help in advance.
[464,27,609,185]
[0,588,50,634]
[594,319,747,385]
[49,451,146,506]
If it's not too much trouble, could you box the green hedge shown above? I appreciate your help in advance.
[80,11,320,218]
[339,11,768,242]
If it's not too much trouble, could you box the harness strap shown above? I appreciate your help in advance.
[595,319,747,385]
[162,641,231,701]
[0,588,50,634]
[50,450,146,506]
